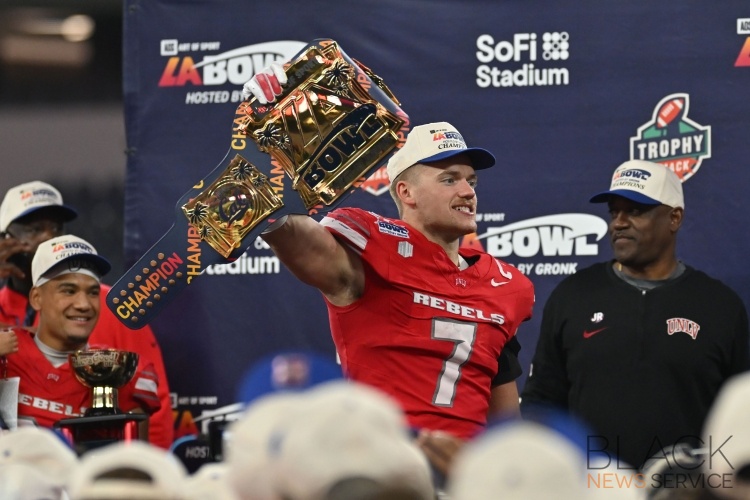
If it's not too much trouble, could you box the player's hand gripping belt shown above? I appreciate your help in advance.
[242,62,288,104]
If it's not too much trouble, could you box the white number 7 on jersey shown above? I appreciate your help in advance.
[432,318,477,407]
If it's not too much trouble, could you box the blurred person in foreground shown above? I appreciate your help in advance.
[67,440,188,500]
[698,371,750,500]
[0,426,78,500]
[225,379,434,500]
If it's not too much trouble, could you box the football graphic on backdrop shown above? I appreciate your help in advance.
[656,97,685,128]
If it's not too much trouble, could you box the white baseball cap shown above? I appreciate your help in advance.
[224,391,309,500]
[66,441,189,500]
[0,427,78,488]
[185,463,239,500]
[447,421,588,500]
[701,372,750,499]
[589,160,684,208]
[0,463,63,500]
[386,122,496,181]
[273,380,434,500]
[0,181,77,233]
[31,234,111,287]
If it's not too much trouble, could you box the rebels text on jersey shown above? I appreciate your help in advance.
[0,285,173,448]
[6,330,161,428]
[321,208,534,438]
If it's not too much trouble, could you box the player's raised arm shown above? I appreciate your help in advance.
[261,215,364,307]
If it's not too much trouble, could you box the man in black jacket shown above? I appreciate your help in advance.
[521,160,750,469]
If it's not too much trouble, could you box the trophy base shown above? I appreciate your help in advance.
[54,413,148,455]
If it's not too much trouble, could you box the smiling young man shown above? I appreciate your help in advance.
[259,121,535,442]
[0,181,173,448]
[521,160,750,469]
[4,234,161,429]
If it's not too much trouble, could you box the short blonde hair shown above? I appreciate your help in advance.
[388,166,420,217]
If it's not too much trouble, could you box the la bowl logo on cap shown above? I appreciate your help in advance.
[629,93,711,182]
[21,187,56,201]
[433,130,464,142]
[432,128,467,152]
[53,241,94,255]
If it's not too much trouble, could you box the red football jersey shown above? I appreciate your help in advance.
[6,330,161,429]
[0,286,28,327]
[321,208,534,438]
[0,285,174,448]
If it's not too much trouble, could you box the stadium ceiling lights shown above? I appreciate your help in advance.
[0,8,95,66]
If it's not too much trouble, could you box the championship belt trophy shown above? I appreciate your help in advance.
[106,39,409,328]
[55,349,147,453]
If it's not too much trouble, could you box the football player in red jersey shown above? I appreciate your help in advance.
[0,181,174,448]
[4,234,161,430]
[261,121,535,431]
[245,70,535,477]
[272,123,532,473]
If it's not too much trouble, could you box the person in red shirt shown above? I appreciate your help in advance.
[0,181,174,448]
[5,234,160,430]
[247,67,535,479]
[261,121,533,479]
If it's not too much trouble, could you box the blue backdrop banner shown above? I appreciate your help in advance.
[122,0,750,439]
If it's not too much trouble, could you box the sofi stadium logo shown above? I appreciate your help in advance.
[629,93,711,181]
[475,32,570,88]
[158,39,306,103]
[462,214,608,276]
[203,238,281,277]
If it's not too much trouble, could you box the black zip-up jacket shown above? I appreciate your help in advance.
[521,262,750,468]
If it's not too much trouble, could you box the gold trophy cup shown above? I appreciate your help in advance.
[69,349,139,417]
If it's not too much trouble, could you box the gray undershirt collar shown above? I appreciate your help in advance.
[457,255,469,271]
[613,261,686,290]
[33,334,86,368]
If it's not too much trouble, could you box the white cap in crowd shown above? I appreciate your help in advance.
[31,234,111,287]
[701,372,750,499]
[272,380,434,500]
[0,427,78,499]
[0,464,64,500]
[303,379,410,433]
[386,122,496,181]
[0,180,77,233]
[185,463,239,500]
[0,426,78,485]
[640,443,703,500]
[447,421,589,500]
[589,160,684,208]
[225,391,309,500]
[67,441,189,500]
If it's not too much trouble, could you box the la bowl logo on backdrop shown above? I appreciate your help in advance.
[629,93,711,181]
[158,39,306,104]
[462,213,608,276]
[735,18,750,66]
[475,32,570,88]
